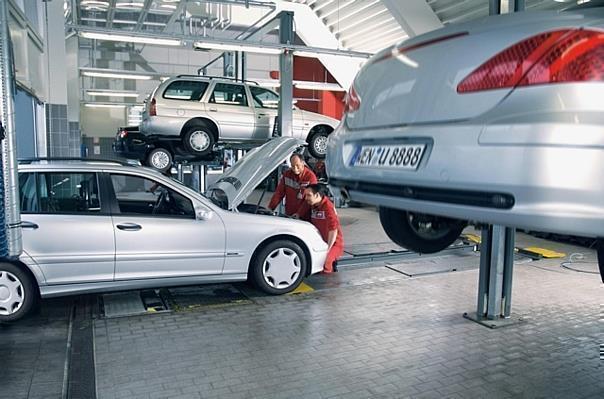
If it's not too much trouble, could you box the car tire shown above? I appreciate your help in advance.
[0,263,36,322]
[251,240,307,295]
[146,147,173,173]
[379,207,466,254]
[183,126,215,156]
[307,128,330,159]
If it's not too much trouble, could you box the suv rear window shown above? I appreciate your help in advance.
[163,80,208,101]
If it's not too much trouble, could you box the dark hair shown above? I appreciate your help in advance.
[305,183,327,197]
[290,153,304,162]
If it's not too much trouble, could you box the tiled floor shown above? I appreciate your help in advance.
[94,253,603,399]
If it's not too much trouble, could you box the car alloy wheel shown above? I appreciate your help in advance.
[151,150,170,170]
[188,130,211,152]
[313,134,328,156]
[0,270,25,317]
[262,247,302,290]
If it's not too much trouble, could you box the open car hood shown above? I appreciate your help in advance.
[205,137,305,210]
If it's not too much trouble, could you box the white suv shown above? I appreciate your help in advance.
[140,75,339,166]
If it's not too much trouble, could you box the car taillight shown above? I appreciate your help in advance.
[457,29,604,93]
[344,85,361,114]
[149,97,157,116]
[118,130,128,139]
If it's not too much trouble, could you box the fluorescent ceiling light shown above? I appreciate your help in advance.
[87,90,140,98]
[79,31,182,46]
[160,4,177,10]
[84,103,126,108]
[294,81,346,92]
[81,70,153,80]
[81,0,109,8]
[193,41,282,55]
[116,1,145,10]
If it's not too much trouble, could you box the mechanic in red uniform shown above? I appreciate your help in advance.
[303,184,344,274]
[268,153,317,217]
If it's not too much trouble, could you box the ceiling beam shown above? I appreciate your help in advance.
[106,0,117,28]
[136,0,154,31]
[380,0,443,37]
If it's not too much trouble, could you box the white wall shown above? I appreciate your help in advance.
[80,106,126,138]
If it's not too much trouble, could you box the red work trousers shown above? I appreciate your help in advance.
[323,245,344,273]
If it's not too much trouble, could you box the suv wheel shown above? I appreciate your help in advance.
[183,126,215,156]
[146,148,173,173]
[251,240,307,295]
[379,207,466,254]
[307,128,330,159]
[0,263,36,322]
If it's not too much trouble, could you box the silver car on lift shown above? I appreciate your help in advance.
[327,4,604,253]
[140,75,340,169]
[0,138,327,322]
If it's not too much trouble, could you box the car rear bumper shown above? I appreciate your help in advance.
[327,121,604,238]
[113,131,152,160]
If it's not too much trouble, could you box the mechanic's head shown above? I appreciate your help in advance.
[304,183,325,206]
[290,154,305,175]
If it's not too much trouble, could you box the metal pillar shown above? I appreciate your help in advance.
[223,52,235,78]
[277,11,294,138]
[464,225,522,328]
[513,0,525,12]
[0,0,22,258]
[176,163,184,182]
[489,0,501,15]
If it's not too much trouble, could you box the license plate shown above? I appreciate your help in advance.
[350,144,426,170]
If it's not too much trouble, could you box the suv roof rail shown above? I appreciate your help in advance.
[18,157,137,166]
[175,74,259,85]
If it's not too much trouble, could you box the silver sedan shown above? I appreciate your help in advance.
[327,4,604,253]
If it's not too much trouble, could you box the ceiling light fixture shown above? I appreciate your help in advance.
[294,81,346,92]
[79,31,182,46]
[87,90,140,98]
[115,1,145,10]
[193,41,283,55]
[81,69,153,80]
[84,103,127,108]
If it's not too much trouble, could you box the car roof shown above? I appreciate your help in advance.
[18,159,156,175]
[167,75,259,86]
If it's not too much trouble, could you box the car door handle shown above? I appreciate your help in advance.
[257,113,267,117]
[116,223,142,231]
[21,221,39,230]
[209,107,218,112]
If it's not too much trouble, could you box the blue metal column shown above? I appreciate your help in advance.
[0,0,22,258]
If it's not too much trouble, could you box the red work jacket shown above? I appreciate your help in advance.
[268,167,317,216]
[309,196,344,251]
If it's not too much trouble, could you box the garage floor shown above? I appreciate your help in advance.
[1,206,603,399]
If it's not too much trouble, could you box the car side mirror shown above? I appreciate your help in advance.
[196,209,214,221]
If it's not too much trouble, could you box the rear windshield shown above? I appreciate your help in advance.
[163,80,208,101]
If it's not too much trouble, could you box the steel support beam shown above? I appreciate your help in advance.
[278,11,294,138]
[464,225,521,328]
[136,0,154,31]
[380,0,443,37]
[513,0,525,12]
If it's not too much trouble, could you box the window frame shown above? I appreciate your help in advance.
[104,172,196,220]
[208,82,250,108]
[18,171,109,216]
[162,80,209,102]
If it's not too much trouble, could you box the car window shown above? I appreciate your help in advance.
[19,172,101,214]
[209,83,248,107]
[110,174,195,219]
[249,86,279,109]
[163,80,209,101]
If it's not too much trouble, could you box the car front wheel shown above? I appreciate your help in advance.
[379,207,466,254]
[251,240,307,294]
[183,126,215,156]
[0,263,36,322]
